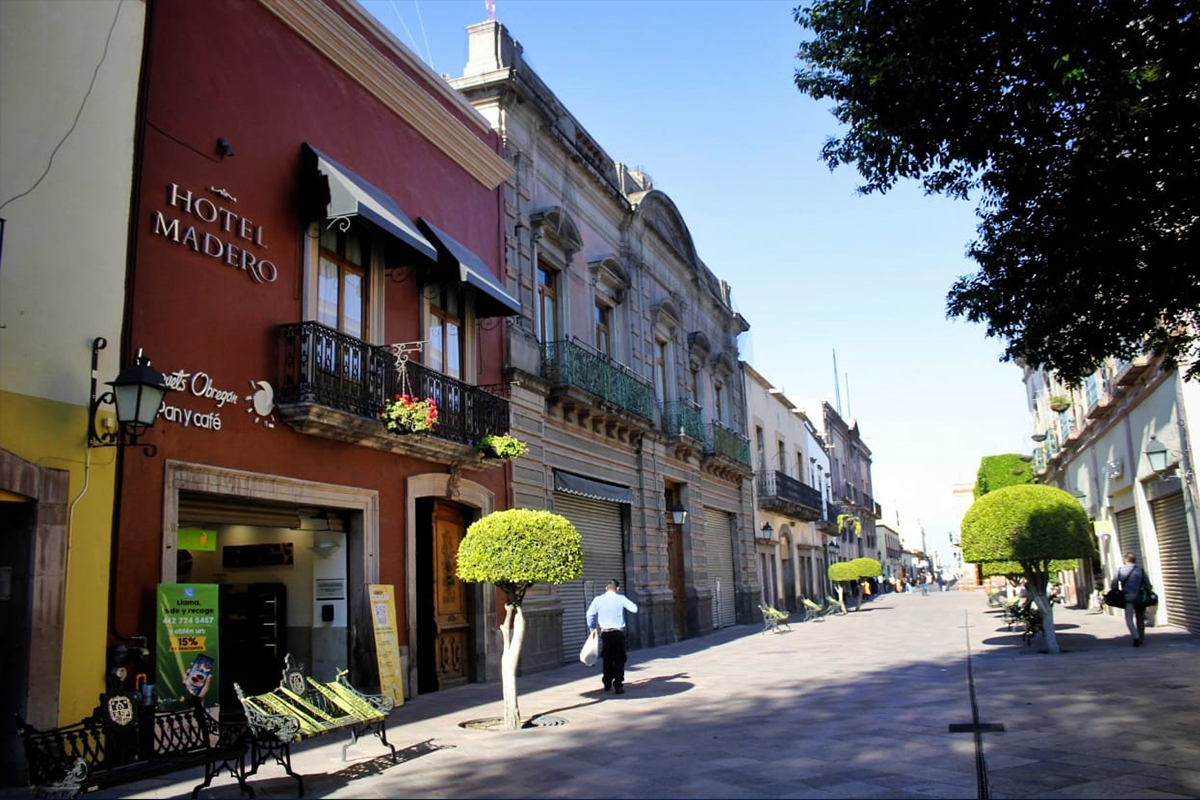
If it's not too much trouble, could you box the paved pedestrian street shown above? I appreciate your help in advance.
[77,591,1200,799]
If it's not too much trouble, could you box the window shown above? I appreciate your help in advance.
[777,441,787,475]
[654,340,669,402]
[755,426,765,471]
[690,368,700,404]
[714,380,724,423]
[537,265,558,344]
[426,284,464,380]
[318,224,369,339]
[595,301,612,358]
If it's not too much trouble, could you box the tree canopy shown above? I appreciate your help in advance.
[961,484,1094,566]
[974,453,1035,499]
[456,509,583,606]
[794,0,1200,380]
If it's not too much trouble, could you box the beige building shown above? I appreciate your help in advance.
[451,21,757,670]
[1027,356,1199,629]
[1,0,147,758]
[743,364,835,612]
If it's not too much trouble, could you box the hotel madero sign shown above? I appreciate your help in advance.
[151,182,278,284]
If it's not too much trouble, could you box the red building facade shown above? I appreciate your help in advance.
[113,0,515,704]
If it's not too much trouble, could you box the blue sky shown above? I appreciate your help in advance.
[362,0,1032,564]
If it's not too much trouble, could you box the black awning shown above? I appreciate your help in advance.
[302,143,437,262]
[553,470,633,505]
[417,218,521,318]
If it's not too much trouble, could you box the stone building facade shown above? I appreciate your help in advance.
[451,21,757,670]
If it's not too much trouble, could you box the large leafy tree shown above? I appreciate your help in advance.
[961,484,1094,652]
[794,0,1200,380]
[457,509,583,729]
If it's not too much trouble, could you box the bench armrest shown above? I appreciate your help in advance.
[335,669,395,713]
[235,684,301,743]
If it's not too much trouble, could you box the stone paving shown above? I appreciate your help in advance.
[24,590,1200,799]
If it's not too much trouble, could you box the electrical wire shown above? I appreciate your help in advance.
[0,0,125,213]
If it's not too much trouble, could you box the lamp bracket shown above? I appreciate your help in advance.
[87,337,160,457]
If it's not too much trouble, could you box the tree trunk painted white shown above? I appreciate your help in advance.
[499,602,526,730]
[835,585,846,613]
[1031,592,1060,653]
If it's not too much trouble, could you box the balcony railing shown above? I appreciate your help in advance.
[816,500,843,534]
[757,470,823,520]
[662,399,704,440]
[278,321,510,446]
[541,339,655,420]
[705,421,751,466]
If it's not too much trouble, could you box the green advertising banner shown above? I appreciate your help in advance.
[156,584,219,709]
[178,527,217,551]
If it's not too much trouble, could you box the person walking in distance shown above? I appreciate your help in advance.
[586,579,638,694]
[1114,553,1148,647]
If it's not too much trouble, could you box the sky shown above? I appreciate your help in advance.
[361,0,1033,566]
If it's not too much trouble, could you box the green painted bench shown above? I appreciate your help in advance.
[235,656,396,797]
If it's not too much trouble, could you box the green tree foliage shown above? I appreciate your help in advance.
[961,484,1094,651]
[975,454,1035,499]
[826,557,882,611]
[794,1,1200,381]
[457,509,583,605]
[980,559,1079,580]
[456,509,582,729]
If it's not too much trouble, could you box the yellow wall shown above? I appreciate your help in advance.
[1,390,118,724]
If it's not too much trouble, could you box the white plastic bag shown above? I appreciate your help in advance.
[579,631,599,666]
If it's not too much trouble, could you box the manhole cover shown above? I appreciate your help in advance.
[459,714,568,731]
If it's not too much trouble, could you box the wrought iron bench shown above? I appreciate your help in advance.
[757,604,791,633]
[16,692,249,799]
[802,598,830,622]
[235,655,396,796]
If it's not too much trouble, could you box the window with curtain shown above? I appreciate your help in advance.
[595,301,612,358]
[318,223,369,339]
[426,284,464,380]
[537,264,558,344]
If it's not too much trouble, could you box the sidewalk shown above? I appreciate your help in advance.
[23,591,1200,799]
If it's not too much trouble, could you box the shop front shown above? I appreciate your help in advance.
[107,0,514,709]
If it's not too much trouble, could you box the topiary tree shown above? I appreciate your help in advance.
[827,557,882,612]
[961,484,1094,652]
[456,509,583,729]
[974,453,1035,499]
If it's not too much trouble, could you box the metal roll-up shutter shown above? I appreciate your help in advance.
[1114,507,1142,564]
[1151,493,1200,633]
[704,507,737,628]
[553,493,625,661]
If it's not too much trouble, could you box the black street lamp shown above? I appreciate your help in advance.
[88,337,170,456]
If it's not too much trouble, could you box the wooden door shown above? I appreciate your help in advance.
[432,502,469,688]
[668,524,687,639]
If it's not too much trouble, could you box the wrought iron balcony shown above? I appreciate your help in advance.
[541,338,656,421]
[704,421,751,468]
[277,321,510,463]
[757,470,822,521]
[662,399,704,440]
[817,501,843,535]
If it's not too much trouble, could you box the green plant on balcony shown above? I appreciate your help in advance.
[381,394,439,434]
[837,513,862,537]
[1048,394,1072,413]
[478,433,527,460]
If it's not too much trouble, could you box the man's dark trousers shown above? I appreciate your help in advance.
[600,628,628,689]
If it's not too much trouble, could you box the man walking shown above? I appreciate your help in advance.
[586,579,638,694]
[1114,553,1148,647]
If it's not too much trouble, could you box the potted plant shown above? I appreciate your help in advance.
[381,394,438,434]
[478,433,528,460]
[1048,395,1072,413]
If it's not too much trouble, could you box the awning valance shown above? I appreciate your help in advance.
[302,143,437,262]
[417,218,521,318]
[553,470,633,505]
